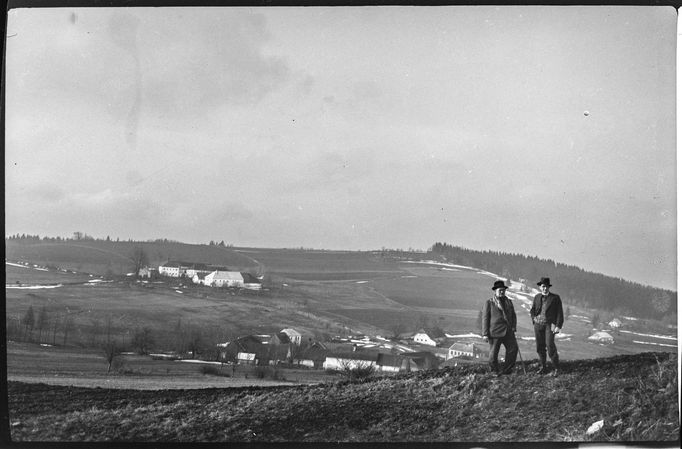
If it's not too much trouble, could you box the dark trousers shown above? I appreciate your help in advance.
[488,329,518,374]
[534,323,559,368]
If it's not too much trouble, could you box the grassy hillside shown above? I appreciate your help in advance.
[6,241,677,359]
[7,352,678,442]
[5,239,259,276]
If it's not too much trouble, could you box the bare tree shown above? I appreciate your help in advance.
[130,246,149,278]
[51,316,60,345]
[21,305,35,341]
[36,306,49,343]
[131,327,154,355]
[187,327,207,358]
[102,340,123,373]
[62,315,75,346]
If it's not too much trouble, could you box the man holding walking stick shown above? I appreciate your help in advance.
[482,280,518,376]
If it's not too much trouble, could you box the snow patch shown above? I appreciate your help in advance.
[356,281,368,284]
[6,262,28,268]
[445,332,483,339]
[633,340,677,348]
[621,330,677,341]
[177,359,225,365]
[6,284,63,289]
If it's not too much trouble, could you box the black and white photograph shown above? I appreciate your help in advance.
[4,2,679,444]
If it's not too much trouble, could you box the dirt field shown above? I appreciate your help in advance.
[7,351,678,442]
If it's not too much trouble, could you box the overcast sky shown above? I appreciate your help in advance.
[5,6,677,290]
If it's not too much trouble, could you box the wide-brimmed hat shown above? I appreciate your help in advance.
[491,280,507,290]
[537,277,552,287]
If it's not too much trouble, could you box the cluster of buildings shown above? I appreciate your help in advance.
[217,327,488,373]
[140,261,262,290]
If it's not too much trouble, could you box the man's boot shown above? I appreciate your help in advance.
[536,354,547,374]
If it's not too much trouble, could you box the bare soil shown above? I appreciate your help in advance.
[7,351,678,443]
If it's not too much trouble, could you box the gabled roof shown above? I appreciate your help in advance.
[241,272,261,284]
[588,331,614,341]
[449,342,475,351]
[209,271,243,281]
[281,328,302,338]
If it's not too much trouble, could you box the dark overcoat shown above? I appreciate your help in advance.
[482,296,517,339]
[530,292,564,328]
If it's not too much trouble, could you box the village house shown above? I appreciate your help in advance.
[413,328,447,347]
[447,342,487,360]
[202,271,244,288]
[158,261,225,278]
[608,318,623,329]
[137,266,156,278]
[280,328,302,346]
[323,351,378,370]
[291,341,328,369]
[588,331,615,345]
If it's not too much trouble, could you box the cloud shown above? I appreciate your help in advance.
[141,10,291,117]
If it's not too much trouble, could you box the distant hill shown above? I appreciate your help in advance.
[5,236,677,323]
[8,351,678,442]
[5,236,260,276]
[427,242,677,321]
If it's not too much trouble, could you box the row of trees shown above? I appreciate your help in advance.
[6,233,231,248]
[428,242,676,321]
[8,305,229,369]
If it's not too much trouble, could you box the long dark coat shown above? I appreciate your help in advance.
[482,296,517,339]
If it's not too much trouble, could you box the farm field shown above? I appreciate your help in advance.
[7,352,678,442]
[6,341,333,390]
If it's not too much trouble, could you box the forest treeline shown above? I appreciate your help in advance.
[427,242,676,321]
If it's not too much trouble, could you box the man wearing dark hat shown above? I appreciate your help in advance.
[530,277,564,376]
[482,279,518,376]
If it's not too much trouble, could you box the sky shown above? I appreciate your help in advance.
[4,6,677,290]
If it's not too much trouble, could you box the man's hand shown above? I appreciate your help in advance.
[483,336,489,343]
[552,325,561,334]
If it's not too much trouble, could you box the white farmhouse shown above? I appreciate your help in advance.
[203,271,244,288]
[447,342,487,360]
[281,328,302,346]
[588,331,614,345]
[413,328,446,347]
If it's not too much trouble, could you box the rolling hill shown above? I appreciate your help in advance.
[5,238,677,362]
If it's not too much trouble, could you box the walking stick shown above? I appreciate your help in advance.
[517,344,527,374]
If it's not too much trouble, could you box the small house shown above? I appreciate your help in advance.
[588,331,614,345]
[203,271,244,288]
[447,342,487,360]
[280,328,303,346]
[413,328,447,347]
[323,352,377,371]
[608,318,623,329]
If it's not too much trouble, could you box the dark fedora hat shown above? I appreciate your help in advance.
[537,277,552,287]
[491,280,507,290]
